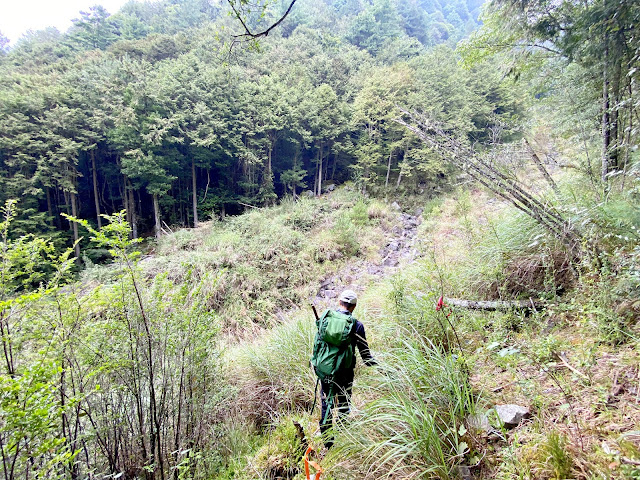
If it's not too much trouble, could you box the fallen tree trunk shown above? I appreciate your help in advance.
[415,293,544,311]
[443,298,541,310]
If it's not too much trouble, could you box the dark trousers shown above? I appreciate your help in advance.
[319,378,353,448]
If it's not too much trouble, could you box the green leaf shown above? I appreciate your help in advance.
[457,441,469,455]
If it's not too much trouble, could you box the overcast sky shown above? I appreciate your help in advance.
[1,0,134,45]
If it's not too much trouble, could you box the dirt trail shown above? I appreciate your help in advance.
[314,207,423,306]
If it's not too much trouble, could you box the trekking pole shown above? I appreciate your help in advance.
[310,304,320,415]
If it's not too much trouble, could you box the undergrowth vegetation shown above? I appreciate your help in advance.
[3,164,639,479]
[335,333,475,479]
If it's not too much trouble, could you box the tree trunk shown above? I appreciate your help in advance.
[70,192,81,258]
[64,190,71,222]
[525,139,559,195]
[385,149,393,188]
[91,150,102,229]
[46,187,53,225]
[55,188,63,229]
[396,154,404,188]
[313,150,318,196]
[323,146,329,182]
[331,152,337,181]
[130,188,138,239]
[609,38,623,172]
[420,296,543,311]
[153,193,161,238]
[123,176,131,226]
[317,144,323,196]
[0,312,16,377]
[601,43,611,184]
[125,179,139,239]
[192,160,198,228]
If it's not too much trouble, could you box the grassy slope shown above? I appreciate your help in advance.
[420,190,640,478]
[92,176,638,478]
[208,181,640,480]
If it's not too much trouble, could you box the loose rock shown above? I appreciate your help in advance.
[383,257,399,267]
[458,465,472,480]
[367,266,382,276]
[388,242,400,251]
[495,404,530,427]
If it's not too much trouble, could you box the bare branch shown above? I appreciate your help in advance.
[394,108,585,254]
[228,0,297,39]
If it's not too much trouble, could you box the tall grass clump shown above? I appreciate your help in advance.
[454,209,576,300]
[334,328,476,479]
[230,315,317,426]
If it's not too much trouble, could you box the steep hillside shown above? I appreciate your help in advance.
[214,174,639,479]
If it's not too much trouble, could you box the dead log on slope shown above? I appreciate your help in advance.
[414,292,544,311]
[443,297,543,311]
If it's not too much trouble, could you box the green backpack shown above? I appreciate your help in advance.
[311,309,356,382]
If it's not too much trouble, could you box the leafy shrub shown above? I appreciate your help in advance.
[569,273,636,345]
[530,334,566,363]
[349,200,370,226]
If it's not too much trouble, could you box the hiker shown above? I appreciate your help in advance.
[311,289,376,449]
